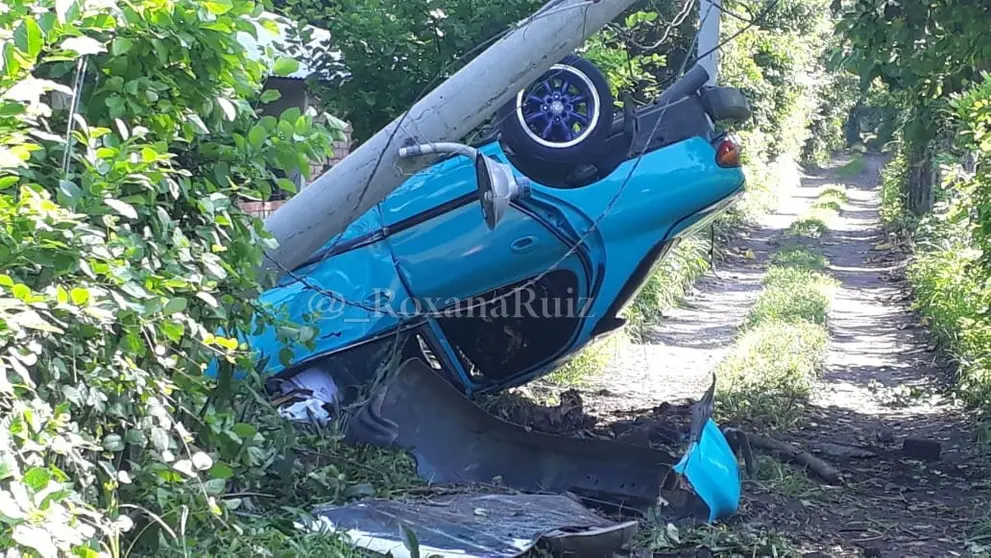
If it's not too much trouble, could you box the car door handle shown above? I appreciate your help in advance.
[511,236,539,254]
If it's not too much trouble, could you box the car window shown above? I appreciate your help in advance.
[436,269,583,386]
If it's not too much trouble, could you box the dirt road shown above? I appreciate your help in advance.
[573,153,988,556]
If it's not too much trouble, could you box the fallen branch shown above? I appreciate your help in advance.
[749,434,842,484]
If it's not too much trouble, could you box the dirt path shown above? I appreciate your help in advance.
[502,152,989,556]
[578,152,989,556]
[729,153,987,558]
[581,159,815,414]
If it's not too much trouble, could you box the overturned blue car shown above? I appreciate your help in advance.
[212,56,751,523]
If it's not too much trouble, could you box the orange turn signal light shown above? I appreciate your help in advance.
[715,137,741,168]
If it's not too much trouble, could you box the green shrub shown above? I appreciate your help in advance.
[0,1,410,555]
[878,151,911,230]
[903,76,991,410]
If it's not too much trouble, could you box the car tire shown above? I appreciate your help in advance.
[497,55,615,171]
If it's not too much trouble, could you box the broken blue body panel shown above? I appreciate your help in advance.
[675,418,743,521]
[207,63,748,522]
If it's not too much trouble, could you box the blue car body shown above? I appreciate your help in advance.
[211,63,748,522]
[237,135,743,393]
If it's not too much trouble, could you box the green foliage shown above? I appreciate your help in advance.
[579,12,669,104]
[624,234,712,336]
[635,518,798,556]
[836,0,990,148]
[272,0,545,142]
[833,154,865,178]
[786,215,829,238]
[771,246,827,271]
[0,0,408,555]
[904,75,991,410]
[837,0,989,217]
[744,265,836,329]
[800,54,859,167]
[879,150,911,229]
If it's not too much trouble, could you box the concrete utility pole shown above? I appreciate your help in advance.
[697,0,720,87]
[260,0,639,278]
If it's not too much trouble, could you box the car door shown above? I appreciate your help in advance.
[380,142,603,392]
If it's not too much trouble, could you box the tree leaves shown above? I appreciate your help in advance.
[14,18,43,60]
[203,0,233,15]
[259,89,281,103]
[216,97,237,120]
[163,297,188,315]
[104,198,137,219]
[272,56,299,77]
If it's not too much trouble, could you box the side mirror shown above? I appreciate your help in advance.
[398,141,532,230]
[474,151,531,230]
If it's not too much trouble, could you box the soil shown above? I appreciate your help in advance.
[493,152,991,557]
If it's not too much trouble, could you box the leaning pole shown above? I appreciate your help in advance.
[259,0,640,278]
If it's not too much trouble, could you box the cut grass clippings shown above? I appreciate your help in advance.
[715,190,841,429]
[635,519,801,557]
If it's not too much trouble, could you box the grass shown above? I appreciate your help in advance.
[752,456,823,499]
[744,266,836,329]
[715,319,831,428]
[786,186,846,238]
[715,188,840,427]
[785,214,830,238]
[813,184,849,212]
[546,335,620,385]
[771,245,828,270]
[834,153,866,178]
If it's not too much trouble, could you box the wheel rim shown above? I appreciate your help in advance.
[514,63,601,149]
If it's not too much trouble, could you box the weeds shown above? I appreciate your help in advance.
[716,232,836,427]
[716,320,830,427]
[786,214,830,238]
[745,266,837,328]
[813,184,849,213]
[771,246,828,270]
[753,456,822,499]
[625,235,713,336]
[547,336,620,386]
[834,153,866,178]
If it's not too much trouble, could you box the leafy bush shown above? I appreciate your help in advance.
[878,150,910,229]
[0,1,411,555]
[904,75,991,408]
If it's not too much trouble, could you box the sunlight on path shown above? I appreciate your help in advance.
[815,155,958,419]
[584,158,817,413]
